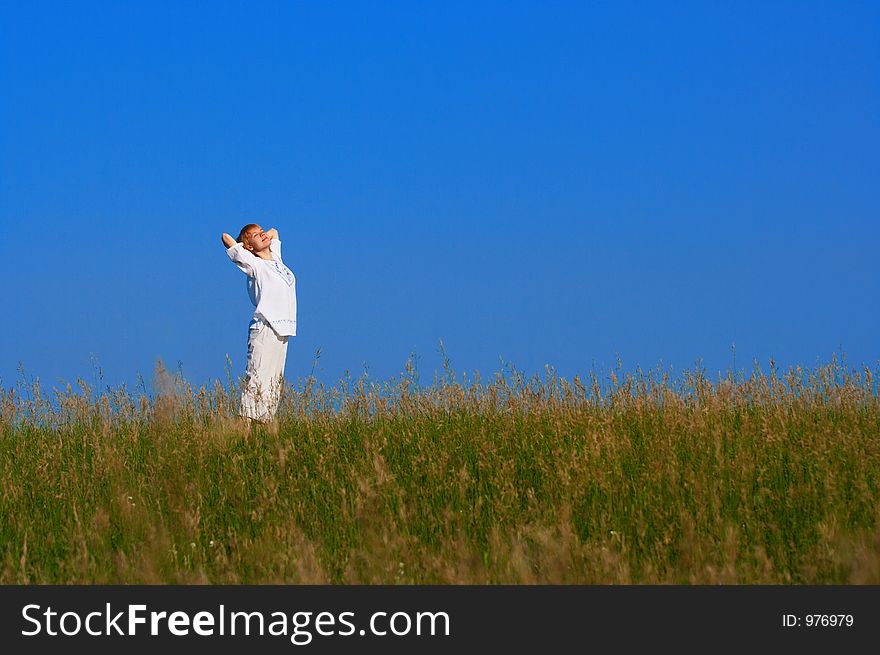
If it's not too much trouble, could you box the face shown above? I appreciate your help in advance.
[243,226,270,252]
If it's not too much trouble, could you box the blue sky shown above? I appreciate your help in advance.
[2,1,878,394]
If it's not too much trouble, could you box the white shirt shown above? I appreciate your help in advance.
[227,238,297,337]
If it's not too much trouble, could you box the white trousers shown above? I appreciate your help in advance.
[239,321,289,422]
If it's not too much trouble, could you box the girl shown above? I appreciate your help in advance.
[221,224,297,424]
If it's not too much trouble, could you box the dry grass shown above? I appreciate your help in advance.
[1,353,878,584]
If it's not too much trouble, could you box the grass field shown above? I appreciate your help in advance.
[2,354,878,584]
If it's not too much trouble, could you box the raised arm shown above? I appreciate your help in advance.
[266,228,282,259]
[222,232,259,276]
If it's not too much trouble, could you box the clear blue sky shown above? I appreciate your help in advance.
[2,1,878,393]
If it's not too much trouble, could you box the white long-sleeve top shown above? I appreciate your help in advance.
[226,238,297,337]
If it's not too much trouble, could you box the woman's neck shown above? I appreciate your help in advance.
[247,247,274,261]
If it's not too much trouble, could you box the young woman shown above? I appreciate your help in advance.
[221,225,297,424]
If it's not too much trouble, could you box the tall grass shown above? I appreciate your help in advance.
[1,353,878,583]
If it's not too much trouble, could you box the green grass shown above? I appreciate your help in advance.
[1,355,878,583]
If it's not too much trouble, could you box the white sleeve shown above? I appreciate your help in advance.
[270,238,282,260]
[226,243,259,277]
